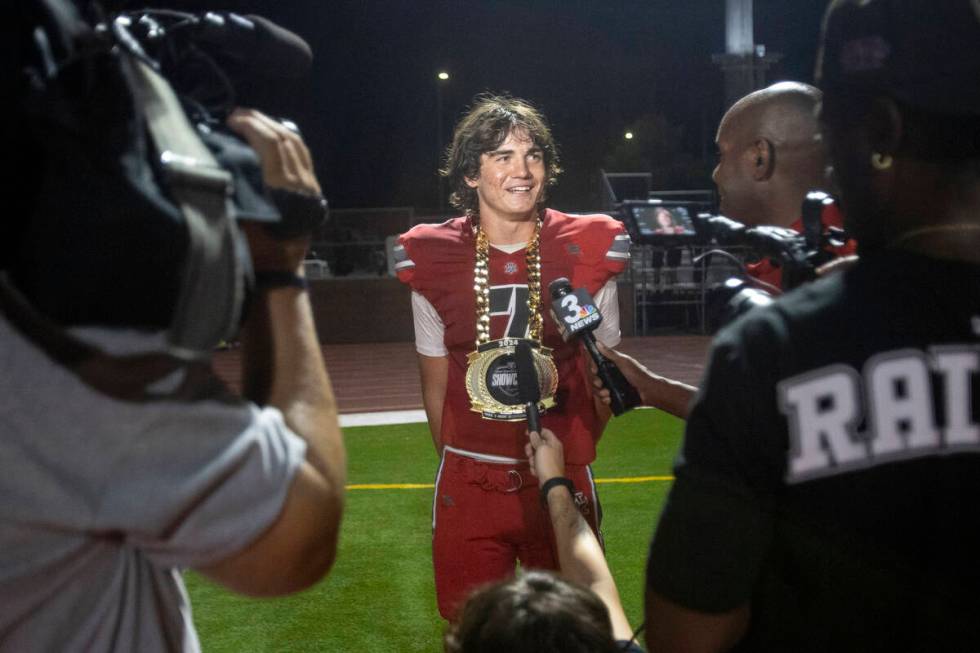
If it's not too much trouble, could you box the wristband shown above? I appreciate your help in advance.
[254,270,309,291]
[539,477,575,507]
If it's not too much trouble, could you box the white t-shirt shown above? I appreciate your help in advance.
[0,316,306,652]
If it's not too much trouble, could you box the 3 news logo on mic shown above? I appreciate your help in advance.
[547,277,641,416]
[552,289,602,339]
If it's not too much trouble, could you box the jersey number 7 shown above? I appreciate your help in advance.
[489,284,531,339]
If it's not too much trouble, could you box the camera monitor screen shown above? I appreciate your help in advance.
[627,204,697,243]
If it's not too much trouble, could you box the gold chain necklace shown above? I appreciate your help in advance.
[473,217,543,346]
[466,215,558,421]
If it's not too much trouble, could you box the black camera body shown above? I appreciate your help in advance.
[692,192,846,290]
[619,193,850,332]
[9,2,323,351]
[695,192,851,331]
[114,10,324,238]
[118,10,312,122]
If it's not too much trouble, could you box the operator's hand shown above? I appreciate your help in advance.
[227,108,321,195]
[226,108,318,272]
[591,343,697,419]
[525,428,565,484]
[591,343,652,406]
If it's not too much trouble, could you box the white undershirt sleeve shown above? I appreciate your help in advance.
[412,291,448,356]
[593,279,622,348]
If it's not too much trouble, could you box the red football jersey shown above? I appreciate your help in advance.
[397,209,629,463]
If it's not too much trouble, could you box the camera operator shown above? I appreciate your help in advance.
[595,83,857,421]
[0,4,345,651]
[713,81,856,289]
[642,1,980,651]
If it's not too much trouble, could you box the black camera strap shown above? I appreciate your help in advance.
[116,31,250,358]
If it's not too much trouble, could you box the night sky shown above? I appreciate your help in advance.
[154,1,830,213]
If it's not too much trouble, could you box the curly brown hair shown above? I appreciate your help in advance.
[441,94,562,217]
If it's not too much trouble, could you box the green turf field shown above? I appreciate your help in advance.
[185,409,684,651]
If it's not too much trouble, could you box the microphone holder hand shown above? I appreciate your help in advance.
[582,338,641,416]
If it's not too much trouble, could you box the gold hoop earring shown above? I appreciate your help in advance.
[871,152,893,171]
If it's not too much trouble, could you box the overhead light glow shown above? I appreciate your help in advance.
[624,131,634,140]
[437,71,450,81]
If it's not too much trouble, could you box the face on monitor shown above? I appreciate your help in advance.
[631,205,696,240]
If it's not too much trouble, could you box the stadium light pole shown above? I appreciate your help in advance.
[436,71,450,213]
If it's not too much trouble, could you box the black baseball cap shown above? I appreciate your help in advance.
[817,0,980,116]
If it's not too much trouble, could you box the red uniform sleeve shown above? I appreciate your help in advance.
[394,219,474,313]
[570,213,631,292]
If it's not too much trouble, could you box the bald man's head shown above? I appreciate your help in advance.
[712,82,828,226]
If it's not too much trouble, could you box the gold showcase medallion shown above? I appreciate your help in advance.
[465,338,558,421]
[466,216,558,421]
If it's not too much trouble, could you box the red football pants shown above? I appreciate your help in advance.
[431,448,602,620]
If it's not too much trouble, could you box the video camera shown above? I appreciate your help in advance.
[693,193,847,287]
[110,9,326,239]
[8,2,326,355]
[621,192,852,331]
[696,192,851,330]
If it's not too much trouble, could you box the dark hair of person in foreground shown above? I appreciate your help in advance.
[445,571,622,653]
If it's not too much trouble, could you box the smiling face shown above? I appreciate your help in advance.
[466,128,546,224]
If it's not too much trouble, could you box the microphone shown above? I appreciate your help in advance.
[515,341,542,434]
[548,278,641,416]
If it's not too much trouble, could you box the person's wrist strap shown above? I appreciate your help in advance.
[254,270,308,291]
[540,477,575,507]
